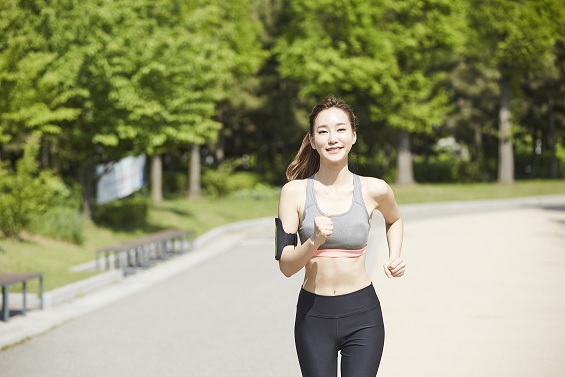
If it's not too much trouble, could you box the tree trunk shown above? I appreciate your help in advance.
[80,168,92,221]
[548,96,558,179]
[188,144,201,199]
[151,155,163,202]
[215,130,225,164]
[497,76,514,183]
[396,130,415,185]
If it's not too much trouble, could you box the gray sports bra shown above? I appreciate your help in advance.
[298,174,371,252]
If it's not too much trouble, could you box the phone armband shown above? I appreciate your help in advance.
[275,218,297,261]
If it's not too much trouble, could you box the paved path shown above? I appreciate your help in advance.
[1,196,564,376]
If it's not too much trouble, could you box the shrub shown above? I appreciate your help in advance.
[227,171,261,192]
[231,183,280,199]
[27,207,84,244]
[202,159,242,198]
[93,195,150,229]
[0,135,55,237]
[163,172,187,196]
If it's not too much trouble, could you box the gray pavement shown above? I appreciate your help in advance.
[0,195,564,376]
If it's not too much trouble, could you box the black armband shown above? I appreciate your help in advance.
[275,217,297,261]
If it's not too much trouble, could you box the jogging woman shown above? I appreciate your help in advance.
[275,97,405,377]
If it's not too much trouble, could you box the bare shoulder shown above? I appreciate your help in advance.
[278,179,307,230]
[279,179,307,209]
[280,179,307,198]
[358,176,393,200]
[358,175,400,220]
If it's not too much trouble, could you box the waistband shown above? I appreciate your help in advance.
[296,284,380,318]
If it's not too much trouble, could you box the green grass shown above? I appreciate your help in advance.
[0,179,563,292]
[392,179,565,204]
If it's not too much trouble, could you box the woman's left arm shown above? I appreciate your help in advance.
[375,181,406,278]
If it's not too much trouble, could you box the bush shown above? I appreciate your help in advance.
[414,155,483,183]
[231,183,280,199]
[27,207,84,244]
[163,172,187,196]
[93,195,150,229]
[227,171,261,192]
[0,135,55,237]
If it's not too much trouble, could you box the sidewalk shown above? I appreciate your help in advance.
[1,195,564,376]
[0,217,271,351]
[373,197,565,377]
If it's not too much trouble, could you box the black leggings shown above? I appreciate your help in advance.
[294,284,385,377]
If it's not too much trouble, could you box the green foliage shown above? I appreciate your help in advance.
[231,182,280,200]
[227,171,261,192]
[0,0,266,215]
[93,196,150,230]
[163,172,188,197]
[27,206,84,244]
[467,0,563,76]
[0,0,564,201]
[202,159,265,198]
[275,0,396,99]
[0,135,55,237]
[202,161,237,199]
[414,154,482,183]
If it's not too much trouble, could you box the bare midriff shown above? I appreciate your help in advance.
[302,254,372,296]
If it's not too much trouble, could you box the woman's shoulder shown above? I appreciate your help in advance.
[357,175,393,199]
[279,179,308,214]
[280,178,308,198]
[282,178,307,190]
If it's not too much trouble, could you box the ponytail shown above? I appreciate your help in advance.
[285,133,320,181]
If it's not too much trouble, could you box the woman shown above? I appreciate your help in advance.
[276,97,405,377]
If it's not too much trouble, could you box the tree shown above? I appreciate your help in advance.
[275,0,466,184]
[1,0,265,212]
[0,1,84,149]
[378,0,466,184]
[0,134,54,237]
[466,0,564,183]
[100,0,265,200]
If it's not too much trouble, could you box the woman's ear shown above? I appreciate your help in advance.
[352,130,357,145]
[309,133,315,149]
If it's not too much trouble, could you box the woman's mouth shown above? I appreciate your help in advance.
[326,147,343,153]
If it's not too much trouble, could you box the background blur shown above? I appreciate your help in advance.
[0,0,564,246]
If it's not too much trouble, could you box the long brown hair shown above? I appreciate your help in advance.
[285,97,358,181]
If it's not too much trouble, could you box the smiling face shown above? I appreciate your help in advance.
[310,107,357,163]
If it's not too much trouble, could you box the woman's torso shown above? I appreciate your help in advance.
[298,173,375,296]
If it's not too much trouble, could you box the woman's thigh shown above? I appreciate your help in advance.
[339,306,385,377]
[295,311,338,377]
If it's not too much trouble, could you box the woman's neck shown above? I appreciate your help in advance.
[315,164,352,186]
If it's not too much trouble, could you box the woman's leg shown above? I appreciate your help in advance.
[339,306,385,377]
[295,309,338,377]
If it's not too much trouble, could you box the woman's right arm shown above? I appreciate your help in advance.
[277,181,330,277]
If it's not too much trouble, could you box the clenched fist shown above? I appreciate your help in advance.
[312,214,333,247]
[384,257,406,278]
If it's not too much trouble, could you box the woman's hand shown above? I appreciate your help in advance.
[311,214,333,247]
[384,257,406,278]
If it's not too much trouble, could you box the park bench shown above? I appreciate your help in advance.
[0,272,44,322]
[96,229,195,275]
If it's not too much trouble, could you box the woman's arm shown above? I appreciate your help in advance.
[277,181,331,277]
[375,180,406,278]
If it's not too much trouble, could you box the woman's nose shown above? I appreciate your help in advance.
[328,131,338,142]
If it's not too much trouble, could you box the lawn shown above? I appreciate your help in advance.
[1,179,563,291]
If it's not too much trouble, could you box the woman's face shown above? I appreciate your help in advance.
[310,107,357,163]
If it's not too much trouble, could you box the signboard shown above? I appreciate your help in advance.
[96,154,146,205]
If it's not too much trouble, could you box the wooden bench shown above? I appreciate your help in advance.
[96,229,195,275]
[0,273,44,322]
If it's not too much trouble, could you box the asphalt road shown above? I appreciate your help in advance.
[1,195,564,377]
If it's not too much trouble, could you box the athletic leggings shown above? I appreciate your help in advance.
[294,284,385,377]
